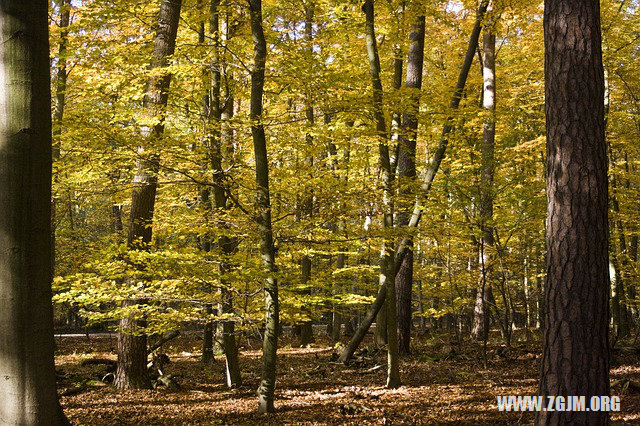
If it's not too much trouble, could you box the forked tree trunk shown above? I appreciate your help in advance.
[249,0,279,413]
[362,0,400,388]
[339,0,489,364]
[116,0,182,391]
[537,0,609,424]
[395,11,426,355]
[0,1,69,423]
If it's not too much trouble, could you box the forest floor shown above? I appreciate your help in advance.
[55,331,640,425]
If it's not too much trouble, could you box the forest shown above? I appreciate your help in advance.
[0,0,639,424]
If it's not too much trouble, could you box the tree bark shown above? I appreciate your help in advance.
[395,12,425,356]
[299,3,315,347]
[471,28,496,342]
[537,0,609,424]
[362,0,400,388]
[116,0,182,391]
[339,0,489,364]
[52,0,71,280]
[0,1,69,422]
[249,0,279,413]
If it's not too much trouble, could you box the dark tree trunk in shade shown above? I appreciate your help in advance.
[395,12,425,355]
[249,0,279,413]
[537,0,609,424]
[116,0,182,391]
[0,1,69,422]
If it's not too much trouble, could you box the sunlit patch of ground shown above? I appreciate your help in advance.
[55,333,640,425]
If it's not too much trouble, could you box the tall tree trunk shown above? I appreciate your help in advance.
[199,0,216,368]
[116,0,182,391]
[0,1,69,423]
[609,161,630,338]
[299,3,315,347]
[472,28,496,342]
[362,0,400,388]
[339,0,489,364]
[396,12,426,356]
[217,5,242,388]
[250,0,279,413]
[538,0,609,424]
[52,0,71,280]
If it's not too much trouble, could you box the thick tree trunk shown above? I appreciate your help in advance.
[472,29,496,342]
[249,0,279,413]
[116,0,182,391]
[537,0,609,424]
[395,12,425,356]
[340,0,489,364]
[0,1,69,422]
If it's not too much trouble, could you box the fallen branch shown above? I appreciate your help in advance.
[147,330,180,355]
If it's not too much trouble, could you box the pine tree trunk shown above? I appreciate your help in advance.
[249,0,279,413]
[116,0,182,391]
[395,12,425,355]
[538,0,609,423]
[0,1,69,422]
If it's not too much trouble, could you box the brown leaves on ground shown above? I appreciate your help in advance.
[55,333,640,425]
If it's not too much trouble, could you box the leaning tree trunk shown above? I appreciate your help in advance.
[0,1,69,423]
[395,11,426,356]
[362,0,400,388]
[537,0,609,424]
[471,28,496,342]
[116,0,182,391]
[339,0,489,364]
[249,0,279,413]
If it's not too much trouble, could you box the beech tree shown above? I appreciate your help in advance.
[0,1,68,423]
[396,9,426,356]
[537,0,609,424]
[249,0,279,413]
[471,16,497,343]
[116,0,183,390]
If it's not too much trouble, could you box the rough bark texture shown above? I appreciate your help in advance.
[250,0,279,413]
[471,29,496,342]
[537,0,610,424]
[116,0,182,391]
[0,1,69,423]
[395,12,425,356]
